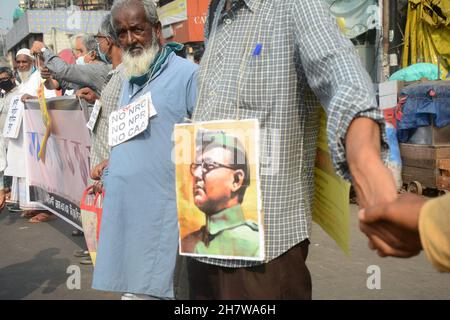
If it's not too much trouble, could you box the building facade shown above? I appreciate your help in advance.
[5,1,111,66]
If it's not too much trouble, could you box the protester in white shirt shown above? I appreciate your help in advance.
[0,66,17,210]
[6,49,56,222]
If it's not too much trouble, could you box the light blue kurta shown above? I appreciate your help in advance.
[92,52,198,298]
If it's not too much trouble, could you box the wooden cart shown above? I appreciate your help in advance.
[400,143,450,196]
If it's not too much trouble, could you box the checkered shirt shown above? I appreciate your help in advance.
[192,0,388,267]
[90,65,125,170]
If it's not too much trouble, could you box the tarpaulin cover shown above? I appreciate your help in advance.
[397,81,450,142]
[402,0,450,79]
[390,62,439,81]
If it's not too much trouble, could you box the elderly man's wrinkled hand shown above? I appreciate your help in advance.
[76,87,99,104]
[91,159,109,181]
[40,67,52,80]
[30,41,46,55]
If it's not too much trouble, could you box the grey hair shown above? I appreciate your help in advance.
[111,0,159,28]
[82,34,97,53]
[98,13,119,45]
[70,33,86,50]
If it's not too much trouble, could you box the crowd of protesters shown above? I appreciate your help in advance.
[0,0,448,300]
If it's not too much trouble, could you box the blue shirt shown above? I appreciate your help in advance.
[92,53,198,298]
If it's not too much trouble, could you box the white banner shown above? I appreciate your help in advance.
[23,96,91,229]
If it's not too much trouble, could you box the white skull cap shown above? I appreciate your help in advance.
[16,48,35,59]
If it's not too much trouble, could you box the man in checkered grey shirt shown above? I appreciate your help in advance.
[185,0,397,299]
[76,14,125,181]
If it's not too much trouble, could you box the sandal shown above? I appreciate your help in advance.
[79,257,93,265]
[7,203,22,212]
[74,249,90,257]
[28,212,57,223]
[21,210,39,218]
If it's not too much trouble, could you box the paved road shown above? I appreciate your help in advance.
[0,208,119,300]
[0,205,449,300]
[309,205,450,299]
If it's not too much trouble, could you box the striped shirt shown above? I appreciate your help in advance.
[192,0,387,267]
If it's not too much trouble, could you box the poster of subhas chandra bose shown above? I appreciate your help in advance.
[174,119,264,261]
[23,96,91,230]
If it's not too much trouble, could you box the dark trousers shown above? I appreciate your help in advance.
[186,239,312,300]
[4,176,12,189]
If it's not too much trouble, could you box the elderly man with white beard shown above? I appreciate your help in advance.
[6,49,56,222]
[15,50,34,84]
[91,0,198,300]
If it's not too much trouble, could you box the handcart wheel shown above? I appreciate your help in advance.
[407,181,423,195]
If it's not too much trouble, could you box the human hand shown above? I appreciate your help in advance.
[92,180,104,194]
[91,159,109,180]
[30,41,45,55]
[76,87,99,104]
[21,94,36,102]
[40,67,52,80]
[359,193,427,258]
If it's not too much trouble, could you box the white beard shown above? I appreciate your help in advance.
[122,39,160,80]
[18,69,32,83]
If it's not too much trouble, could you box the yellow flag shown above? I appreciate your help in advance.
[37,80,52,162]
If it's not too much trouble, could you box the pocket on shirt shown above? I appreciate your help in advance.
[239,51,270,111]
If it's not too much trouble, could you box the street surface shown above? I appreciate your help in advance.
[1,205,449,300]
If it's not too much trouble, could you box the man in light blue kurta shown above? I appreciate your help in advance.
[92,0,197,299]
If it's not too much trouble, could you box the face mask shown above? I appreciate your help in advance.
[97,43,111,64]
[76,55,86,65]
[31,66,37,74]
[77,51,95,65]
[0,79,15,92]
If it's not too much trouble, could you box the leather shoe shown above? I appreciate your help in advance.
[80,257,93,265]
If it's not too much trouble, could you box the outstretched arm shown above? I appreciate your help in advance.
[345,117,397,208]
[292,1,397,207]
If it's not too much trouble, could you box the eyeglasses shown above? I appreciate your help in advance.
[190,159,237,176]
[0,77,10,83]
[94,35,109,44]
